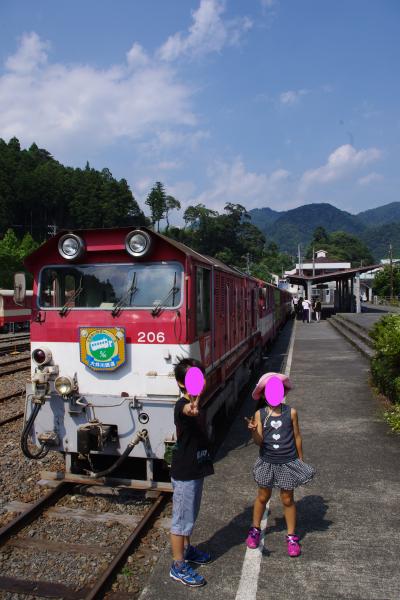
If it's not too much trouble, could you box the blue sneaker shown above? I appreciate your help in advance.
[170,561,206,587]
[184,544,212,564]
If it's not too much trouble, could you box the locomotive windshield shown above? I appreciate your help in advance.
[38,263,183,309]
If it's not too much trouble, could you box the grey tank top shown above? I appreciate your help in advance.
[259,404,298,464]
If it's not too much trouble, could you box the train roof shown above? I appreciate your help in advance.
[24,226,249,278]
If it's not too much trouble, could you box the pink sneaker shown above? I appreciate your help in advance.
[246,527,261,549]
[286,535,301,557]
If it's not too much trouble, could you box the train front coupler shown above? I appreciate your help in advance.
[87,428,149,479]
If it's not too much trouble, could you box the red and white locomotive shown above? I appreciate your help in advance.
[18,227,292,490]
[0,289,32,333]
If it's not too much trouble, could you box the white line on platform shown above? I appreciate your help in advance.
[235,318,296,600]
[234,509,269,600]
[284,318,296,377]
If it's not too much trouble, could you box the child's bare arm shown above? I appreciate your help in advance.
[245,410,263,446]
[291,408,303,460]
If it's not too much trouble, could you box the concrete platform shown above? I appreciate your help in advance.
[140,321,400,600]
[337,312,384,333]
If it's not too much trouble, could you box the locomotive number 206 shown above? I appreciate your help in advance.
[137,331,165,343]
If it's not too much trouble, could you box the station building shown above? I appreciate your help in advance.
[284,250,350,303]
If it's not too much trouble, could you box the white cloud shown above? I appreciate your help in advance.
[0,32,197,157]
[300,144,382,189]
[126,42,149,68]
[280,89,309,105]
[189,157,290,212]
[5,32,49,73]
[358,172,383,186]
[146,129,211,151]
[156,161,181,171]
[157,0,252,61]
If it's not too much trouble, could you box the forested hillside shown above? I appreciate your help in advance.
[0,137,145,241]
[357,202,400,227]
[250,202,400,259]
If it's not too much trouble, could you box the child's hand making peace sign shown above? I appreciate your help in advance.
[244,416,257,431]
[183,395,200,417]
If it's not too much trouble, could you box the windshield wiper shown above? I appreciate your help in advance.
[151,272,179,317]
[59,278,83,316]
[112,273,138,317]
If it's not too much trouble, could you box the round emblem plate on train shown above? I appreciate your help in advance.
[79,327,126,371]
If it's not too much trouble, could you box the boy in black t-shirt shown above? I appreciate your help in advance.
[169,358,214,587]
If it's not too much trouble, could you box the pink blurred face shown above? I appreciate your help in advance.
[264,376,285,406]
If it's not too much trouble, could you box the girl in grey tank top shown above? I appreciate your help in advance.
[245,372,316,557]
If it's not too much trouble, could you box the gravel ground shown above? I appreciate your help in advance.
[0,369,172,600]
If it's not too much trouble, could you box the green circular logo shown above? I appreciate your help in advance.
[89,333,115,361]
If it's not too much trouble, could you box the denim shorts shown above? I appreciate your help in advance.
[170,477,204,536]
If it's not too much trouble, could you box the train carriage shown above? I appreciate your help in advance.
[0,289,32,333]
[18,227,292,490]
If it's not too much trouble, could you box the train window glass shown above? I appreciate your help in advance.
[38,263,183,309]
[196,267,210,335]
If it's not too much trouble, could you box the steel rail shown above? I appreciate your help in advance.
[83,492,169,600]
[0,360,30,377]
[0,389,24,403]
[0,482,75,547]
[0,411,24,427]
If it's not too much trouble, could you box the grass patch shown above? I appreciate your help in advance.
[383,403,400,433]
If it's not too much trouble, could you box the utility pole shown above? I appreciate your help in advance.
[298,244,302,275]
[389,243,394,300]
[312,245,315,277]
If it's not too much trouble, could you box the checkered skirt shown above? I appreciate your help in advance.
[253,457,316,490]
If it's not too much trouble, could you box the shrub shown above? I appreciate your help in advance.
[370,314,400,404]
[383,404,400,433]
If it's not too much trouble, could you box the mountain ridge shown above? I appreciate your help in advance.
[249,202,400,259]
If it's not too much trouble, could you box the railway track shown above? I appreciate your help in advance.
[0,410,24,427]
[0,357,30,377]
[0,335,30,356]
[0,482,170,599]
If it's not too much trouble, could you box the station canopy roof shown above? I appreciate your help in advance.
[286,263,382,285]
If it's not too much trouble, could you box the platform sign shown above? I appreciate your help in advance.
[79,327,126,371]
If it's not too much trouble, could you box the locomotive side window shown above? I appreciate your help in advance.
[38,263,183,309]
[196,267,210,335]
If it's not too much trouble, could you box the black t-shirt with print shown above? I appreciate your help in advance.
[170,397,214,481]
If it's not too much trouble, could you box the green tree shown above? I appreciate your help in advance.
[165,195,181,231]
[0,229,39,288]
[312,226,330,245]
[145,182,167,231]
[372,265,400,298]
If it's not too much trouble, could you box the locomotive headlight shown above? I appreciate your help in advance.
[58,234,85,261]
[32,347,52,366]
[125,230,152,258]
[55,376,74,396]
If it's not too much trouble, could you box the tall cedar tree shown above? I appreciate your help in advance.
[145,182,167,231]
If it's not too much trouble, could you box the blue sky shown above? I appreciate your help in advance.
[0,0,399,222]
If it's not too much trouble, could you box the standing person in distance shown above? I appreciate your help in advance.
[297,296,304,321]
[315,299,322,322]
[302,297,311,323]
[245,373,316,556]
[169,358,214,588]
[292,296,298,319]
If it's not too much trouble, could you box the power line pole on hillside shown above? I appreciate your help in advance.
[389,242,394,300]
